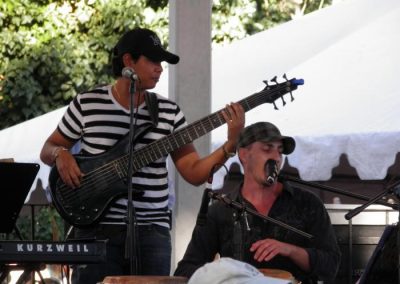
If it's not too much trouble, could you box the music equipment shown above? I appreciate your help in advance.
[0,240,107,264]
[122,67,139,81]
[265,159,278,185]
[0,162,39,234]
[357,224,398,284]
[49,76,304,227]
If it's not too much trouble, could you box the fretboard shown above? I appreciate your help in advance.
[118,79,298,174]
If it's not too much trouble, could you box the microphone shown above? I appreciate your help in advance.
[265,159,278,186]
[122,67,138,81]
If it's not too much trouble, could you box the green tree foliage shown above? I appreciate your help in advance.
[212,0,332,44]
[0,0,169,129]
[0,206,65,241]
[0,0,331,129]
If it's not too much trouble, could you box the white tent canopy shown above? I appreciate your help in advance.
[1,0,400,191]
[0,106,67,192]
[211,0,400,183]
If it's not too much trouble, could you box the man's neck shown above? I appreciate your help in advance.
[241,181,283,215]
[114,80,146,108]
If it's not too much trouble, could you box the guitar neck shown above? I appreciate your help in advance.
[120,79,298,173]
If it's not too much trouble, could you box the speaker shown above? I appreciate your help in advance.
[333,224,388,284]
[358,224,398,284]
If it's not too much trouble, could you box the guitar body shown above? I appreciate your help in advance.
[49,123,153,227]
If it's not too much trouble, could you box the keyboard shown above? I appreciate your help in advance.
[0,240,107,264]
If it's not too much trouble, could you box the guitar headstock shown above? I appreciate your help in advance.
[261,74,304,110]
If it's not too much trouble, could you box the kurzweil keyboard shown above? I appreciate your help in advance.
[0,240,107,264]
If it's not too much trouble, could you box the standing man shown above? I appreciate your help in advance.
[174,122,340,284]
[40,27,245,283]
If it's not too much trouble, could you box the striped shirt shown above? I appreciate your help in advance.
[57,85,186,229]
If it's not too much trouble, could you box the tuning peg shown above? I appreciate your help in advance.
[289,91,294,102]
[271,76,287,106]
[280,95,286,106]
[265,78,277,109]
[283,74,295,102]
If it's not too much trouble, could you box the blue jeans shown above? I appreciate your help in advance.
[71,224,171,284]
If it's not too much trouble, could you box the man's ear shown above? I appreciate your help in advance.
[237,147,247,164]
[122,53,134,68]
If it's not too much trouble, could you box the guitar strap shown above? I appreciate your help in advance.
[144,92,159,127]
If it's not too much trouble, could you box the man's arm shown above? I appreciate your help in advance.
[251,193,341,282]
[170,102,244,186]
[250,239,310,272]
[40,129,82,188]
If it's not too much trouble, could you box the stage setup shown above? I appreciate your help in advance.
[1,0,400,283]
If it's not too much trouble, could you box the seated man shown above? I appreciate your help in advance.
[174,122,341,284]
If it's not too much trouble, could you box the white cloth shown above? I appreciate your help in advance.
[188,258,291,284]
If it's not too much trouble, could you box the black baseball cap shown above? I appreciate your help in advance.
[237,122,296,155]
[114,28,179,64]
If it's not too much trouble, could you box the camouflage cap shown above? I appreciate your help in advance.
[237,122,295,154]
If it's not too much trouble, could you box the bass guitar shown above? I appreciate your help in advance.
[49,76,304,227]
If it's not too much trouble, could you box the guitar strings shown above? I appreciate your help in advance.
[108,80,292,177]
[58,151,130,202]
[59,83,288,202]
[58,159,125,202]
[57,82,293,213]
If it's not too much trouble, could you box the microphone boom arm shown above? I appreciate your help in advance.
[279,174,399,211]
[207,190,313,240]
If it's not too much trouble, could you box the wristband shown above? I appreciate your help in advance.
[222,142,236,159]
[53,146,68,163]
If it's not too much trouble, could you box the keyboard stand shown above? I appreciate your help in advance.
[17,263,46,284]
[0,263,46,284]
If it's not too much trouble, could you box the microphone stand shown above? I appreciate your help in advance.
[344,179,400,220]
[125,78,139,274]
[207,189,313,240]
[278,173,399,211]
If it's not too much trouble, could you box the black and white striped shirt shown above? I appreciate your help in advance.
[58,85,186,228]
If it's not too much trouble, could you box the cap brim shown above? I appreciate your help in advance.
[163,50,180,64]
[146,48,180,64]
[260,136,296,155]
[281,136,296,154]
